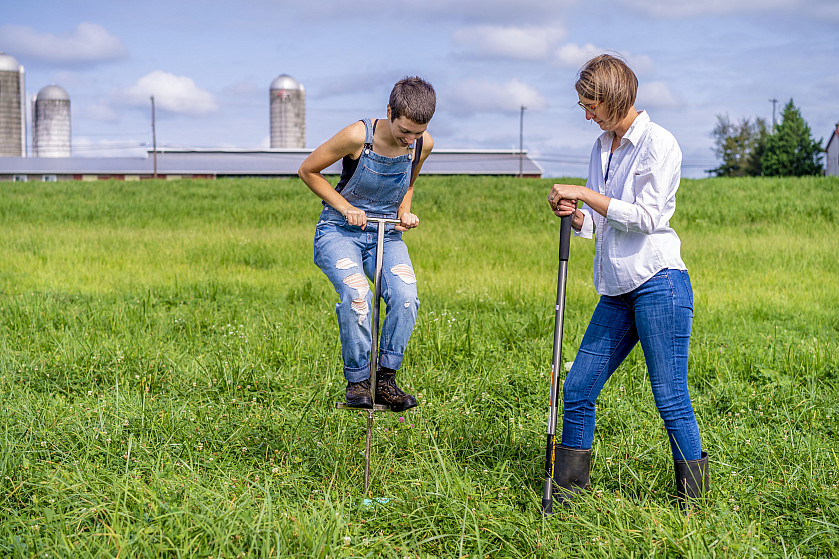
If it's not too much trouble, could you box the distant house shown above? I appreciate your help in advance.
[0,148,543,181]
[827,122,839,177]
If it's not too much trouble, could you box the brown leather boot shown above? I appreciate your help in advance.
[375,368,418,412]
[345,379,373,409]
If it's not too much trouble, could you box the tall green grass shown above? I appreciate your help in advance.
[0,175,837,557]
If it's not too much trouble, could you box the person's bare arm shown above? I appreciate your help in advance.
[299,121,368,228]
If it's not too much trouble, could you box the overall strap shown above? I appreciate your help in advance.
[363,118,375,151]
[411,135,424,178]
[335,119,374,195]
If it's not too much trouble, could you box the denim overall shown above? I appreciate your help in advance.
[313,119,419,383]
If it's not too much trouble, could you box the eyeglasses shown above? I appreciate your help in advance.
[577,100,601,114]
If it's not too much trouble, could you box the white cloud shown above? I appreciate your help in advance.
[0,23,127,65]
[453,25,566,60]
[554,44,655,74]
[449,78,548,113]
[118,71,219,116]
[555,43,602,68]
[637,81,680,108]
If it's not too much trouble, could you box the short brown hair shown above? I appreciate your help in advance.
[389,76,436,125]
[575,54,637,129]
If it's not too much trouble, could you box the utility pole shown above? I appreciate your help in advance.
[151,95,158,178]
[769,98,778,129]
[519,105,526,178]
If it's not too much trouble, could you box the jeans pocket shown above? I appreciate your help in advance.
[314,222,339,248]
[679,270,694,309]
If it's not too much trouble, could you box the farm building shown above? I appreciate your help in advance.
[0,52,26,157]
[0,148,543,181]
[826,123,839,177]
[0,56,544,182]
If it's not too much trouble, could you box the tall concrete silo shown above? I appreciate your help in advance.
[33,85,71,157]
[0,51,26,157]
[270,74,305,148]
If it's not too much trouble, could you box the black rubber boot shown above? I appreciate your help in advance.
[375,368,418,412]
[551,445,591,506]
[674,451,710,508]
[345,379,373,409]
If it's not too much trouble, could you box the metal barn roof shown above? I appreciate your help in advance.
[0,148,543,179]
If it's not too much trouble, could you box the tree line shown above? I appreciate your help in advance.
[710,99,824,177]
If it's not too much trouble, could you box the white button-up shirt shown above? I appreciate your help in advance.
[576,111,686,296]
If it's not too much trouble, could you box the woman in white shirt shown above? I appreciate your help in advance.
[548,54,708,508]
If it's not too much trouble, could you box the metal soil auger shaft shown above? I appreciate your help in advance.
[541,214,573,515]
[335,217,402,496]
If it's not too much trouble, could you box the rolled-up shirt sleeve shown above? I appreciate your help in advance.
[605,133,681,235]
[575,205,595,238]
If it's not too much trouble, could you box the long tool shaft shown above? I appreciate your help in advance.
[363,217,401,496]
[541,214,572,515]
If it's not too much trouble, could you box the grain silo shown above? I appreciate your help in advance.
[270,74,305,148]
[33,85,71,157]
[0,51,26,157]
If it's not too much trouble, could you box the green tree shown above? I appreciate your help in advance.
[761,99,823,176]
[745,117,769,176]
[710,115,768,177]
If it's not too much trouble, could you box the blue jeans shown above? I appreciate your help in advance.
[314,221,419,383]
[561,269,703,461]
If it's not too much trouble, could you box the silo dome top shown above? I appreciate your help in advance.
[37,84,70,101]
[270,74,304,91]
[0,51,21,71]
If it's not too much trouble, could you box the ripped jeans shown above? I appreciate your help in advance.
[314,221,419,382]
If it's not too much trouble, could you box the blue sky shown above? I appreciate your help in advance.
[2,0,837,178]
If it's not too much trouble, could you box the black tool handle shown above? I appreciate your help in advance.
[541,214,572,515]
[558,213,572,262]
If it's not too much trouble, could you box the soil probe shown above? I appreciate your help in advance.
[541,214,573,515]
[335,217,403,495]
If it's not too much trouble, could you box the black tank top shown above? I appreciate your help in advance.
[336,119,424,193]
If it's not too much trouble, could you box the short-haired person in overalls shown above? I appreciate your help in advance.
[298,77,435,411]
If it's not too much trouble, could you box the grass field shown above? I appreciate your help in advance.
[0,174,837,558]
